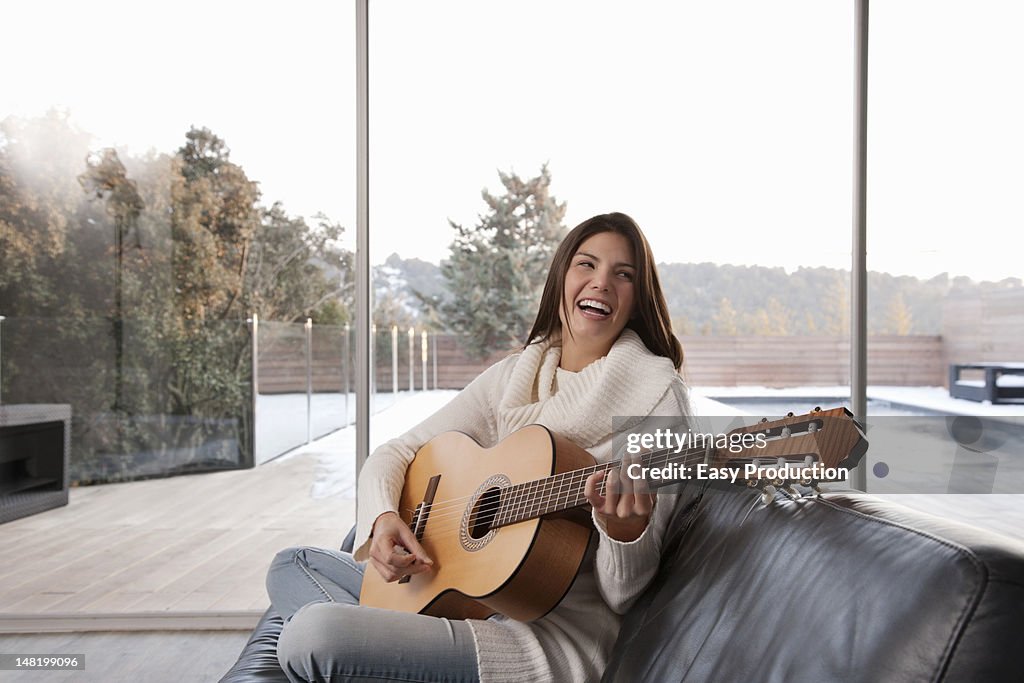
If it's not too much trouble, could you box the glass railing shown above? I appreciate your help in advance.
[0,315,252,483]
[254,319,355,464]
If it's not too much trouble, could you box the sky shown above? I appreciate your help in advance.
[2,0,1022,281]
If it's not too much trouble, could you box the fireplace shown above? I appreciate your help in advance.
[0,405,71,524]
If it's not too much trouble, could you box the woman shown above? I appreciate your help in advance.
[267,212,691,682]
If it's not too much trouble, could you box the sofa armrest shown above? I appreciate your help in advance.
[603,485,1024,682]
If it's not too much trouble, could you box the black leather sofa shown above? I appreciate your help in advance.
[221,484,1024,682]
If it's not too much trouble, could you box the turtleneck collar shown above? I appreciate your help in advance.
[496,329,678,448]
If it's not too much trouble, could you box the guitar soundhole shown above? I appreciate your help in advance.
[468,487,501,539]
[460,474,510,552]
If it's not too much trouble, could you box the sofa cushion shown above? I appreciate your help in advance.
[219,610,289,683]
[602,484,1024,683]
[219,527,357,683]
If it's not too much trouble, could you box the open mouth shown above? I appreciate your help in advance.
[577,298,613,319]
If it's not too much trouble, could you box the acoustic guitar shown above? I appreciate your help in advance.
[360,407,867,621]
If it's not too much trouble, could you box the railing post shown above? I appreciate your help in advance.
[343,322,351,427]
[248,313,258,465]
[391,325,398,395]
[408,327,415,391]
[431,331,437,390]
[421,330,427,392]
[305,318,313,444]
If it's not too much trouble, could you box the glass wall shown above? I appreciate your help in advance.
[367,0,854,450]
[0,1,354,481]
[866,1,1024,494]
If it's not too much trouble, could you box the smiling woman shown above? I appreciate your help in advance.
[525,213,683,374]
[264,211,693,682]
[560,232,637,370]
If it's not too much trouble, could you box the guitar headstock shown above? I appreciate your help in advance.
[711,407,868,502]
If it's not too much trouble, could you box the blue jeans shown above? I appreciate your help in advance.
[266,546,480,683]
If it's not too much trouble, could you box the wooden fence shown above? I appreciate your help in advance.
[942,288,1024,376]
[678,335,943,388]
[255,329,946,393]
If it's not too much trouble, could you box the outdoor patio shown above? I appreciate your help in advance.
[0,445,354,633]
[0,395,375,682]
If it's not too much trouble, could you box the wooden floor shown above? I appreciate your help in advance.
[0,448,355,633]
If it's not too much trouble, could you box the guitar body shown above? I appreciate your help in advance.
[359,425,595,622]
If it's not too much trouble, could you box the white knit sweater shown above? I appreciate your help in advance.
[353,329,690,682]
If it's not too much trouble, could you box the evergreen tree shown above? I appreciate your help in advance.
[438,166,566,358]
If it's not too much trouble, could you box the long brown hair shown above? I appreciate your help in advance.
[524,212,684,371]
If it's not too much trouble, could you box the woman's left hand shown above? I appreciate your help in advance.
[584,454,654,543]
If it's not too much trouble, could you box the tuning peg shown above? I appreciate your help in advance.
[761,484,777,505]
[784,485,801,498]
[814,406,822,412]
[781,426,792,437]
[812,484,828,496]
[760,417,769,423]
[786,411,794,417]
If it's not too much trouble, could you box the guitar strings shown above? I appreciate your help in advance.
[409,444,808,543]
[397,442,703,526]
[412,463,782,546]
[392,420,834,545]
[406,425,820,530]
[407,445,728,541]
[408,444,721,534]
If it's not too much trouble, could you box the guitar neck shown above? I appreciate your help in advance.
[492,444,708,528]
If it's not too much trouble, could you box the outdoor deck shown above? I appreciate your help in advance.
[0,445,355,633]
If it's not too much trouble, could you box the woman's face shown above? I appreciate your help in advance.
[559,231,637,352]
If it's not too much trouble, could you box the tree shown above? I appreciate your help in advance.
[820,276,850,336]
[884,293,914,335]
[0,115,355,483]
[438,166,567,358]
[247,205,351,323]
[749,297,791,335]
[711,297,739,335]
[171,127,261,325]
[79,148,144,412]
[0,110,93,313]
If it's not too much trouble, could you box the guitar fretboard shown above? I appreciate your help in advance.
[491,443,710,527]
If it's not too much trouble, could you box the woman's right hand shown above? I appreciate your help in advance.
[368,511,434,582]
